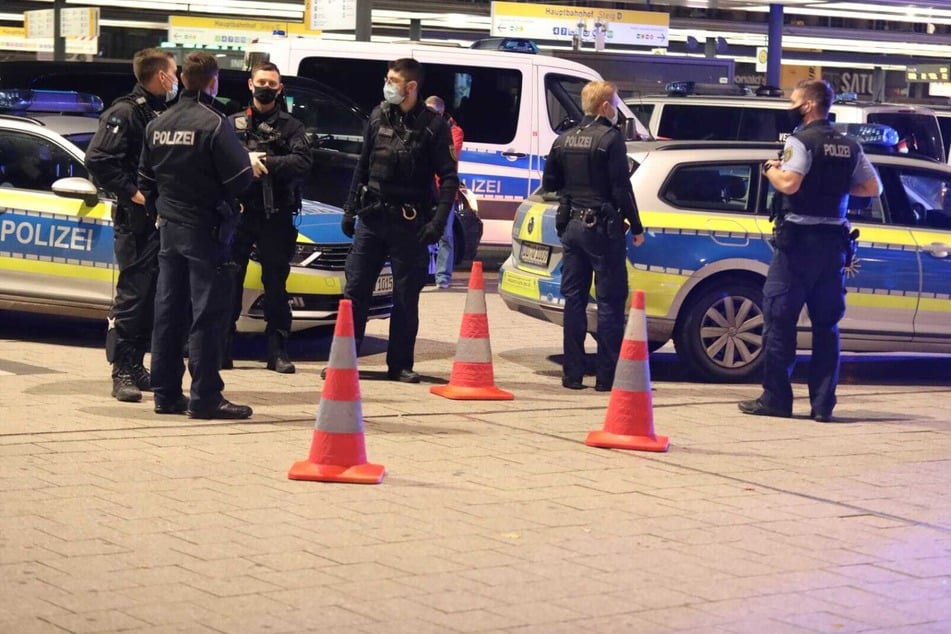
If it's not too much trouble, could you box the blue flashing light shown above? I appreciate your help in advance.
[0,89,103,114]
[834,91,859,103]
[833,122,900,147]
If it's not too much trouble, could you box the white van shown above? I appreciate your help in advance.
[245,37,651,245]
[627,90,946,163]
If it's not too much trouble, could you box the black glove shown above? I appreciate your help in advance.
[416,221,443,245]
[341,214,356,238]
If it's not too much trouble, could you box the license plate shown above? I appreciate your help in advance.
[374,274,394,295]
[519,242,551,267]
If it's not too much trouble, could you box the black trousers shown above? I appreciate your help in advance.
[110,209,159,375]
[760,225,847,416]
[151,220,233,412]
[560,218,629,386]
[229,208,298,334]
[344,211,428,373]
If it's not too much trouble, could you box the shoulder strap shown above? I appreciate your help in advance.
[420,107,442,138]
[112,92,156,125]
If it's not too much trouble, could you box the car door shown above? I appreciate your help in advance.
[0,127,115,315]
[878,164,951,339]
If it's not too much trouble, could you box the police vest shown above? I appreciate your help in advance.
[368,102,442,202]
[786,120,860,220]
[231,109,303,214]
[556,120,614,208]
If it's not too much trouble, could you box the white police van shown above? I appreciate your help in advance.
[245,37,651,246]
[627,82,946,164]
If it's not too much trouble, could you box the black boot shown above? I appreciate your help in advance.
[266,330,295,374]
[111,366,142,402]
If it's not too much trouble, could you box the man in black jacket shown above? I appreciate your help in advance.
[138,52,254,420]
[225,62,312,374]
[85,48,177,403]
[339,58,458,383]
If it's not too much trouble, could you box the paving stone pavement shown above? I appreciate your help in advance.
[1,275,949,633]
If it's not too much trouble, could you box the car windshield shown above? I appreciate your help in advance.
[63,132,94,152]
[867,112,945,163]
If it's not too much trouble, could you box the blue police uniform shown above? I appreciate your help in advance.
[227,106,312,372]
[543,115,644,390]
[138,89,253,416]
[343,99,458,381]
[756,118,878,419]
[85,84,167,399]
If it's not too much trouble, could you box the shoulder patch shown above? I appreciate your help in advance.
[449,145,457,163]
[783,147,793,162]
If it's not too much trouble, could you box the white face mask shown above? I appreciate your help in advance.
[383,81,404,106]
[607,104,619,126]
[165,81,178,103]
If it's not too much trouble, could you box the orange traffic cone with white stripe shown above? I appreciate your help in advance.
[585,290,669,452]
[431,261,514,401]
[288,299,385,484]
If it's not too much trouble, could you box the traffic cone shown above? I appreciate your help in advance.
[431,261,514,401]
[585,290,669,452]
[288,299,385,484]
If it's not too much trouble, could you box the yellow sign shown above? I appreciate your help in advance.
[167,15,318,48]
[491,1,669,47]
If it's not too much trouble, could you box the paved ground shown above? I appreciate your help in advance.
[1,270,950,633]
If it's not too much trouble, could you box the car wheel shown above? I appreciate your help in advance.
[674,279,765,382]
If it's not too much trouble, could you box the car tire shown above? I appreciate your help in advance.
[674,279,765,382]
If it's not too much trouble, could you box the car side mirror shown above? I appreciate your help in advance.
[52,177,102,207]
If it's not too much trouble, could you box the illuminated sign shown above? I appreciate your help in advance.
[490,1,669,47]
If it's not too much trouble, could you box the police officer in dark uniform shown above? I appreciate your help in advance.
[85,48,178,403]
[543,80,645,392]
[225,62,312,374]
[340,58,458,383]
[739,79,881,422]
[138,52,254,419]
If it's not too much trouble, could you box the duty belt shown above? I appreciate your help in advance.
[570,206,599,227]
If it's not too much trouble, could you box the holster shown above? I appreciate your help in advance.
[770,217,795,251]
[113,203,156,235]
[844,227,860,268]
[556,200,571,236]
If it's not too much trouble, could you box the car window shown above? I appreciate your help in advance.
[545,73,586,134]
[298,56,522,145]
[662,163,754,212]
[0,130,87,191]
[867,112,945,163]
[283,88,365,155]
[896,168,951,229]
[659,105,742,140]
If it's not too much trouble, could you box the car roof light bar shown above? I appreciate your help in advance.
[0,90,104,114]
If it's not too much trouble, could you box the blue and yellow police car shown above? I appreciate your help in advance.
[500,127,951,381]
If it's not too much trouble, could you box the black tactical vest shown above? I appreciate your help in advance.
[786,120,860,220]
[368,102,441,203]
[557,120,614,208]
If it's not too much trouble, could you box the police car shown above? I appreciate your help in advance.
[499,126,951,381]
[0,90,393,331]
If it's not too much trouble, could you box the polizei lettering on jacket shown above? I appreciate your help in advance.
[563,134,593,149]
[824,143,852,158]
[152,130,196,146]
[0,218,95,252]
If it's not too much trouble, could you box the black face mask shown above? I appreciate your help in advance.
[787,104,806,128]
[253,86,279,105]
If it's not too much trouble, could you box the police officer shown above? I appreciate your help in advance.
[542,80,645,391]
[225,62,312,374]
[138,52,254,419]
[341,58,458,383]
[739,79,881,423]
[85,48,177,403]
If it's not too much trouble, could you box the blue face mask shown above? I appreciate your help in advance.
[383,81,404,106]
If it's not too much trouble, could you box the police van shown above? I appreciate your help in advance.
[627,83,946,164]
[244,37,652,246]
